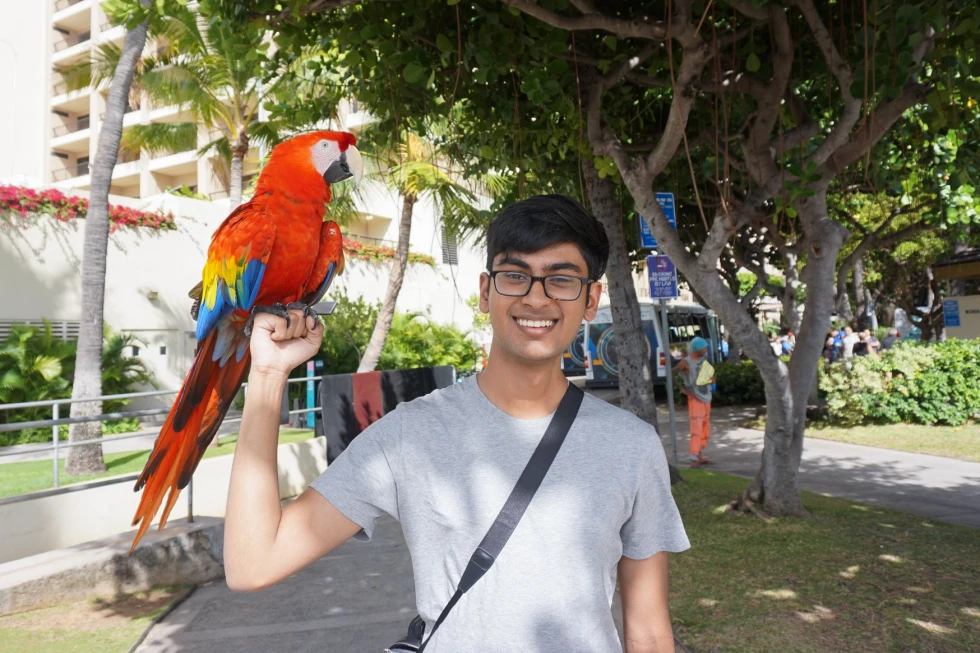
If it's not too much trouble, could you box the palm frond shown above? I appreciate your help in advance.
[121,123,199,156]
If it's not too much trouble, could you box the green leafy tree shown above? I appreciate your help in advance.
[218,0,980,516]
[354,128,497,373]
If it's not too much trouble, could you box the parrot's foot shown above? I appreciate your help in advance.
[244,302,290,338]
[285,301,320,324]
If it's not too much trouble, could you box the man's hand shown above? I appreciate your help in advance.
[249,309,323,379]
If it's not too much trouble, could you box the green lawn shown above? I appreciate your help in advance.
[670,470,980,652]
[0,586,191,653]
[806,422,980,462]
[0,429,315,499]
[743,418,980,462]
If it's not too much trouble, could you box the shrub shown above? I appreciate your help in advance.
[819,340,980,426]
[0,322,155,446]
[0,185,176,232]
[379,314,480,372]
[312,289,479,379]
[713,360,766,406]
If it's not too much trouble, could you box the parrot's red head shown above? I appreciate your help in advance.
[255,131,362,203]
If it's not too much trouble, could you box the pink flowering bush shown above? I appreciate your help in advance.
[0,185,176,232]
[342,236,435,267]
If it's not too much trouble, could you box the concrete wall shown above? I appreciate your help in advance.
[944,294,980,340]
[0,437,328,564]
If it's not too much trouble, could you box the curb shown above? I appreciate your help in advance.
[0,516,224,616]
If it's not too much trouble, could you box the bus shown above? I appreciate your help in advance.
[562,299,723,388]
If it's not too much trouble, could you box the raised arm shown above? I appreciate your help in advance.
[223,309,361,591]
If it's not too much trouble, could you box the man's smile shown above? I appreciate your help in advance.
[514,316,559,334]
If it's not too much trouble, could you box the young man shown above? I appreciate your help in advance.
[223,195,689,652]
[673,338,714,467]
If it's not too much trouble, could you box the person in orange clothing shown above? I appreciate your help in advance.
[673,337,714,467]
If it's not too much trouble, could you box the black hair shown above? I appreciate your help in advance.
[485,195,609,280]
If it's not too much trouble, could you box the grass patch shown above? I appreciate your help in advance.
[742,418,980,462]
[0,585,190,653]
[671,470,980,652]
[0,429,315,499]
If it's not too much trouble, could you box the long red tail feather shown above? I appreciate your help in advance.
[130,329,250,552]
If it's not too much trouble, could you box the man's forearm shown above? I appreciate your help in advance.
[224,373,287,588]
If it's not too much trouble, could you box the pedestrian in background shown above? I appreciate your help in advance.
[674,337,714,468]
[842,326,859,359]
[881,328,900,350]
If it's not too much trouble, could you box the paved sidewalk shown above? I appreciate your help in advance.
[136,516,640,652]
[655,404,980,529]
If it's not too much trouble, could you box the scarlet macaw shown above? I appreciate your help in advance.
[129,131,362,551]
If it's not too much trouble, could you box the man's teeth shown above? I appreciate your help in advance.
[517,318,556,328]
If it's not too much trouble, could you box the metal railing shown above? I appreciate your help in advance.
[53,31,91,52]
[343,232,400,248]
[54,0,87,11]
[0,376,323,494]
[52,162,89,181]
[52,116,90,137]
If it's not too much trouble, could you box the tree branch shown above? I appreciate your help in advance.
[500,0,667,40]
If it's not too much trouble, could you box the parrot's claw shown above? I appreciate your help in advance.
[285,301,320,324]
[244,302,290,339]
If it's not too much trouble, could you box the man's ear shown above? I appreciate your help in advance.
[479,272,491,314]
[584,282,602,321]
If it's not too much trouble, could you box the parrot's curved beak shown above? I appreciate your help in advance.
[323,145,363,187]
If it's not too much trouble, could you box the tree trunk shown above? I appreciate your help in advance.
[229,131,250,209]
[65,14,150,476]
[582,161,659,429]
[623,182,847,516]
[852,258,868,331]
[727,334,742,363]
[358,193,415,372]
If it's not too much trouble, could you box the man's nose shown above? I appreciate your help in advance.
[523,278,551,306]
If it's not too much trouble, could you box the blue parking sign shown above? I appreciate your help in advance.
[944,299,961,327]
[638,192,677,249]
[647,255,679,299]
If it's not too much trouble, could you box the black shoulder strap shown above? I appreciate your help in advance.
[417,382,585,652]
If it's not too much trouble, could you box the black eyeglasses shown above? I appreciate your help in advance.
[488,270,592,301]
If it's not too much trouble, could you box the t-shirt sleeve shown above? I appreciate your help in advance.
[620,440,690,559]
[309,410,400,542]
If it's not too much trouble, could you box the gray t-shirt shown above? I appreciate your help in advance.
[310,376,689,652]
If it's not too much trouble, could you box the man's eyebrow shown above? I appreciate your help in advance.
[545,261,585,274]
[494,256,585,274]
[494,255,531,269]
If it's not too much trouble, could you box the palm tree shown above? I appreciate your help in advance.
[65,7,151,476]
[357,131,496,372]
[117,5,284,208]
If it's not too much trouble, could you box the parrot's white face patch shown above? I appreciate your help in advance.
[311,139,342,176]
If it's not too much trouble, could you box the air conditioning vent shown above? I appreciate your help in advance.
[0,319,80,343]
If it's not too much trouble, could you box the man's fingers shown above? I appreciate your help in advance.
[285,309,307,339]
[271,315,289,341]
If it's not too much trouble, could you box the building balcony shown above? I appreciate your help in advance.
[54,0,88,11]
[51,33,91,65]
[52,162,90,182]
[53,31,90,52]
[148,149,198,176]
[52,116,90,137]
[53,0,91,32]
[111,157,142,182]
[50,125,91,152]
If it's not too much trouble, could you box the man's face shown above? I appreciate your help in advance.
[479,243,602,364]
[691,349,705,361]
[845,327,853,335]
